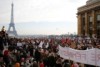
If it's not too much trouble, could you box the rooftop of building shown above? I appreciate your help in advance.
[77,0,100,13]
[86,0,100,5]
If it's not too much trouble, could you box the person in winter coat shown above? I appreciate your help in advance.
[33,61,38,67]
[3,50,10,67]
[14,62,20,67]
[34,49,41,63]
[47,53,56,67]
[55,58,62,67]
[39,60,44,67]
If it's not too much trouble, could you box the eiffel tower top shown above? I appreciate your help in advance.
[11,2,14,23]
[86,0,100,5]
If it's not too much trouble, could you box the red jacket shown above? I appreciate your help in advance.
[4,50,9,56]
[40,63,44,67]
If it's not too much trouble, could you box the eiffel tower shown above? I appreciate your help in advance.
[7,2,18,36]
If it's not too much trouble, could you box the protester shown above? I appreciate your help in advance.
[33,61,38,67]
[34,49,41,63]
[62,60,70,67]
[0,26,100,67]
[71,62,79,67]
[55,57,62,67]
[39,60,44,67]
[14,62,20,67]
[3,50,10,67]
[47,52,56,67]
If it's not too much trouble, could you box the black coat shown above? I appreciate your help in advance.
[0,37,4,51]
[34,49,41,62]
[48,56,56,66]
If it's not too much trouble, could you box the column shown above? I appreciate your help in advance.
[85,12,89,36]
[92,10,97,36]
[77,14,82,36]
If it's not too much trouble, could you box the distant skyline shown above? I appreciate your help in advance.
[0,0,87,35]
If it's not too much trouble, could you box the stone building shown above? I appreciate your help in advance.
[77,0,100,37]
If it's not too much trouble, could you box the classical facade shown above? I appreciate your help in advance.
[77,0,100,37]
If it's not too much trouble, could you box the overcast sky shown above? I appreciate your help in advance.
[0,0,87,35]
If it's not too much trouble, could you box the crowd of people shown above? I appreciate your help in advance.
[0,26,100,67]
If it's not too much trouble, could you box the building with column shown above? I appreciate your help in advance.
[77,0,100,37]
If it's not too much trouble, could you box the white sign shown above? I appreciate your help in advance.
[58,45,100,66]
[17,42,22,47]
[38,41,44,48]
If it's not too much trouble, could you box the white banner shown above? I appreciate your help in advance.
[17,42,22,47]
[58,45,100,66]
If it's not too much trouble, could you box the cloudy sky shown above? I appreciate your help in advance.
[0,0,87,35]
